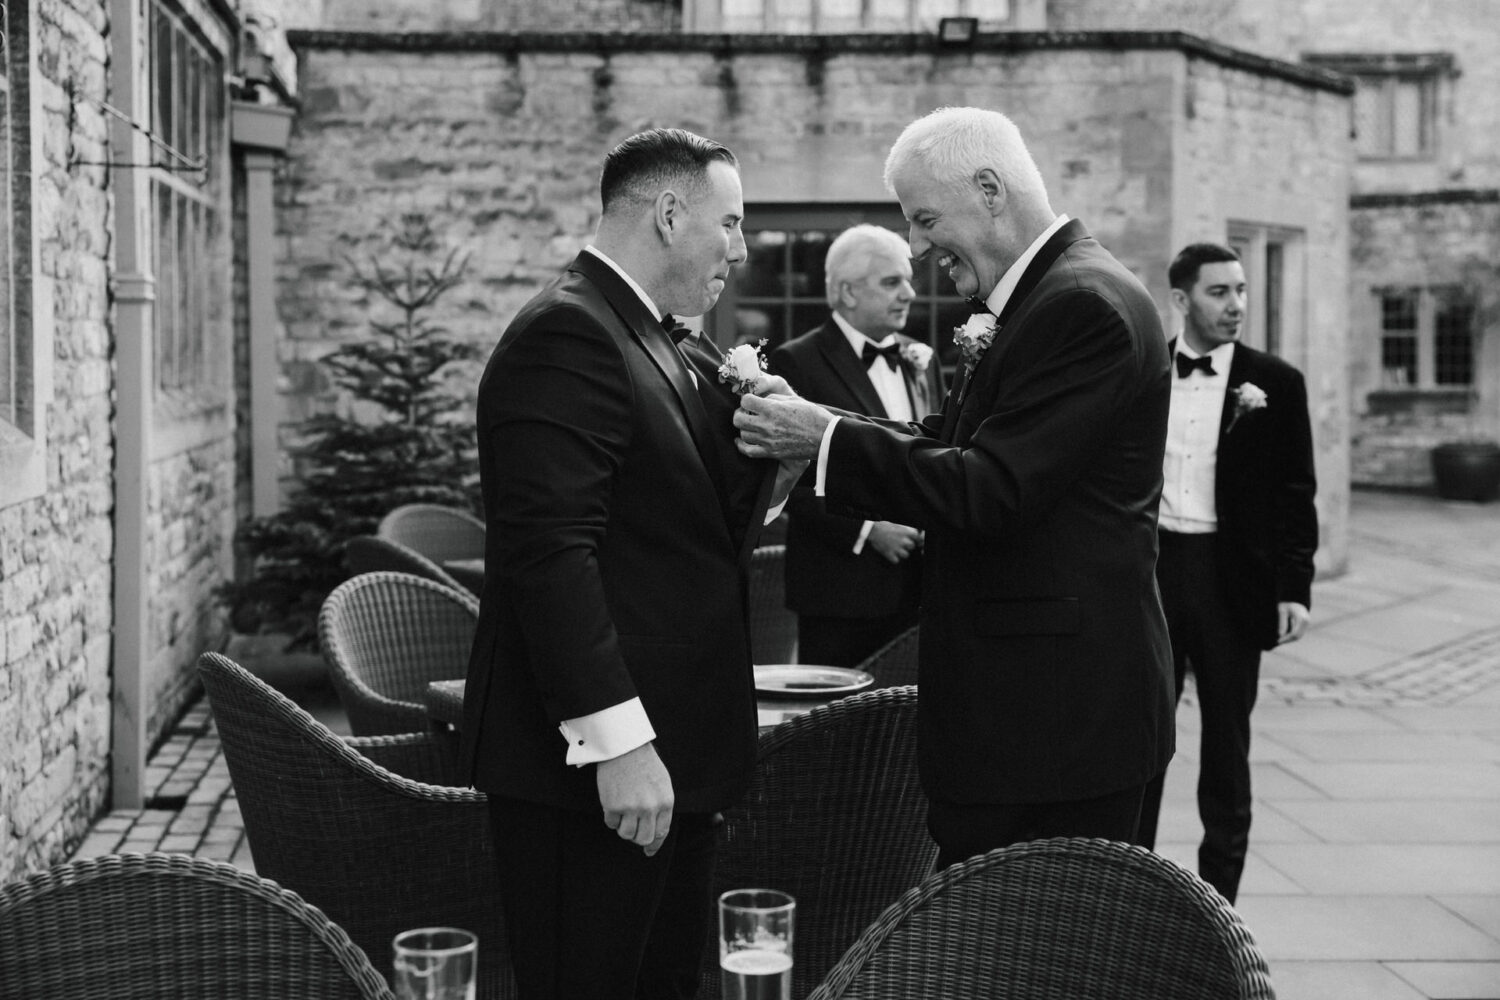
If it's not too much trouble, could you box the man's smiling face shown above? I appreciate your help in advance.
[892,163,1006,301]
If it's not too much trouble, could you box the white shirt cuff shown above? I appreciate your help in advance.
[764,498,787,525]
[559,698,656,767]
[852,520,875,555]
[814,416,842,497]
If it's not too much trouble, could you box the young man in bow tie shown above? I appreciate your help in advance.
[1137,242,1319,904]
[734,106,1176,867]
[769,225,945,668]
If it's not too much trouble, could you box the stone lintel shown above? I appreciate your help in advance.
[284,28,1354,95]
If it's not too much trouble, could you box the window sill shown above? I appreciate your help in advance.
[1366,386,1475,416]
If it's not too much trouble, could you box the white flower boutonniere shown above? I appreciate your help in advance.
[954,312,998,377]
[901,341,934,375]
[717,340,769,396]
[1227,381,1268,433]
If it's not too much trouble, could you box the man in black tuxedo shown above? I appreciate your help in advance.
[735,107,1176,867]
[1136,242,1318,904]
[459,128,802,999]
[769,225,945,668]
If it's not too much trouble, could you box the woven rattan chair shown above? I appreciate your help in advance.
[807,838,1277,1000]
[319,571,478,736]
[345,534,468,594]
[378,503,486,564]
[856,625,919,688]
[0,852,394,1000]
[198,652,514,1000]
[748,544,798,663]
[704,686,935,1000]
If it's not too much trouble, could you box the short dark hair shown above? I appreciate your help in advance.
[599,128,738,214]
[1168,242,1241,291]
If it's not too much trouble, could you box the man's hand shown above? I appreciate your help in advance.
[867,521,921,564]
[597,742,674,857]
[1276,602,1310,644]
[734,393,834,462]
[770,458,811,509]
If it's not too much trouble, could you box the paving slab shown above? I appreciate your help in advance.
[1384,963,1500,999]
[1438,896,1500,941]
[1255,844,1500,895]
[1266,730,1500,763]
[1271,799,1500,843]
[1267,961,1427,1000]
[1236,896,1500,961]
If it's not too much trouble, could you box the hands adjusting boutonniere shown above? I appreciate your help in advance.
[1227,381,1268,433]
[717,340,769,396]
[954,308,997,378]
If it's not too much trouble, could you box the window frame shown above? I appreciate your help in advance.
[1302,52,1453,164]
[1374,284,1474,391]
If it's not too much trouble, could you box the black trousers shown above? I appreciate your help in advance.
[487,797,718,1000]
[797,607,917,669]
[927,781,1149,871]
[1139,530,1263,904]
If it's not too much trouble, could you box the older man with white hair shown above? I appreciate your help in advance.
[735,107,1176,866]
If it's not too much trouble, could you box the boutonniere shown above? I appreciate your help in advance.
[954,312,997,377]
[1227,382,1268,433]
[717,340,769,396]
[901,341,934,375]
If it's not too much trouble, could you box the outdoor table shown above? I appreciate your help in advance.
[422,678,843,733]
[443,558,485,596]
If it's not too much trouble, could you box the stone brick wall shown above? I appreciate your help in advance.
[1349,195,1500,487]
[278,31,1351,569]
[0,0,115,882]
[304,0,681,32]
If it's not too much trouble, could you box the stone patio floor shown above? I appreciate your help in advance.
[70,488,1500,999]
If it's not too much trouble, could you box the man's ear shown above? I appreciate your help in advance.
[837,280,858,310]
[1169,287,1189,316]
[654,190,682,242]
[974,168,1007,217]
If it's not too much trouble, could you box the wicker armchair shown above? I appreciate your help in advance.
[378,503,486,564]
[319,571,478,736]
[0,852,394,1000]
[345,535,469,594]
[807,838,1277,1000]
[856,625,919,688]
[198,652,514,1000]
[704,686,935,1000]
[748,544,798,664]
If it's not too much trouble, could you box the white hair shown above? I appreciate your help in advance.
[883,106,1049,206]
[824,225,911,309]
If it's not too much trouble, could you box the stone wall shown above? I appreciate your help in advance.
[1349,194,1500,487]
[0,0,116,882]
[279,30,1351,568]
[296,0,680,32]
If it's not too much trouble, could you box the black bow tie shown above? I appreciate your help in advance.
[966,296,994,316]
[862,341,902,371]
[1176,353,1216,378]
[660,314,691,346]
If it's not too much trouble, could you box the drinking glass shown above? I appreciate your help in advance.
[391,926,477,1000]
[719,888,794,1000]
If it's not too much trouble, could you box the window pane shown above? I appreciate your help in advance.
[1353,80,1388,158]
[1380,336,1416,387]
[1391,78,1428,157]
[1263,241,1283,356]
[155,6,172,150]
[155,183,175,388]
[739,231,786,297]
[1434,290,1473,386]
[721,0,763,31]
[177,190,191,387]
[789,230,833,303]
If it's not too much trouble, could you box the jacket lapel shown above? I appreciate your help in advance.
[569,252,727,503]
[941,219,1091,442]
[815,320,888,417]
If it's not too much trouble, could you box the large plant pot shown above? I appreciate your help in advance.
[1431,441,1500,503]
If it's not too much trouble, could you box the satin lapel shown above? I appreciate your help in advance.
[816,321,888,417]
[946,219,1093,436]
[569,253,723,492]
[1219,342,1256,445]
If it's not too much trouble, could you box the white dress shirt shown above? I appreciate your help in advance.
[814,215,1071,496]
[1159,341,1236,534]
[830,313,915,555]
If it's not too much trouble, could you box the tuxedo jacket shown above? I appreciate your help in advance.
[460,251,776,814]
[821,219,1176,805]
[1175,340,1319,650]
[769,321,945,620]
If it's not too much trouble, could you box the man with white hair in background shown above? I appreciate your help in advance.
[769,225,945,669]
[735,107,1176,866]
